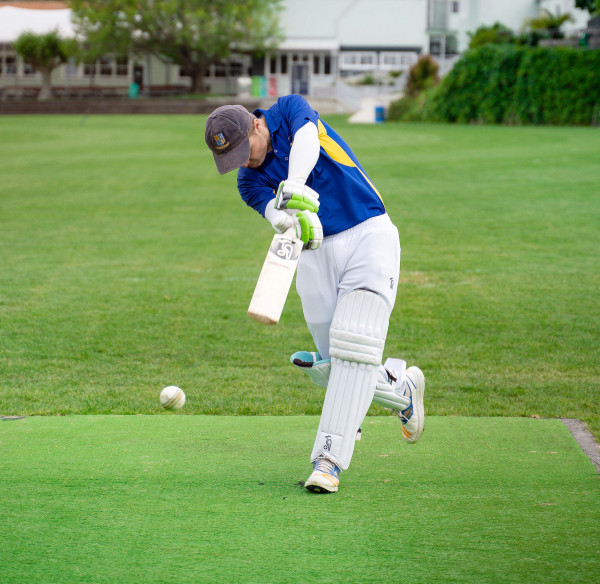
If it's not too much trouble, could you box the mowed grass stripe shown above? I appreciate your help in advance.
[0,415,598,584]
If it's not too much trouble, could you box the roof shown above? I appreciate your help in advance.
[0,1,67,8]
[0,5,75,42]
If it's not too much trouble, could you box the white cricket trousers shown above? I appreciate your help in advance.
[296,213,401,359]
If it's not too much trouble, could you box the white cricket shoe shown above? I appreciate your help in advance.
[304,457,341,494]
[397,366,425,444]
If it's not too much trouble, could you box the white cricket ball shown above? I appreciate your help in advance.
[160,386,186,410]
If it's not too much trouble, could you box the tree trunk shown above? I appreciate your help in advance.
[38,68,53,101]
[190,69,209,94]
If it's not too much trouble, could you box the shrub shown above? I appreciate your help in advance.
[405,55,439,97]
[468,22,515,49]
[413,45,600,126]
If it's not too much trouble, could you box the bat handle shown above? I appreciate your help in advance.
[282,226,299,242]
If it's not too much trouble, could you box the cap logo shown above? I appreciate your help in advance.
[213,132,229,150]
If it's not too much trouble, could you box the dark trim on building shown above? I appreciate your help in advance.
[340,46,423,53]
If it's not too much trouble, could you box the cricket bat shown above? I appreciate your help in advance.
[248,229,303,325]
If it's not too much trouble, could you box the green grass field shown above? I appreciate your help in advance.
[1,115,598,431]
[2,415,599,584]
[1,115,599,582]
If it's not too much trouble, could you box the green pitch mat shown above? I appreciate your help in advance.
[1,415,598,584]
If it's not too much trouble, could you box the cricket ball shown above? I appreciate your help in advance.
[160,386,186,410]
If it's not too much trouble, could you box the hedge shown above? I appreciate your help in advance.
[389,45,600,126]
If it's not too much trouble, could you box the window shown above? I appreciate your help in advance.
[379,52,419,70]
[213,62,226,77]
[340,51,377,70]
[313,55,320,75]
[84,62,96,76]
[23,62,36,76]
[280,55,288,75]
[269,56,276,74]
[451,1,460,13]
[3,56,17,76]
[65,58,78,76]
[360,54,373,65]
[229,60,244,77]
[0,44,17,77]
[100,57,112,76]
[324,56,331,75]
[115,56,128,76]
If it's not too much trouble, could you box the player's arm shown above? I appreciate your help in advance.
[287,121,320,184]
[272,121,323,249]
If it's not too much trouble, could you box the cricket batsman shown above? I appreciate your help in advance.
[204,94,425,493]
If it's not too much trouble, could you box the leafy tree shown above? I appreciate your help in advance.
[13,30,76,101]
[468,23,515,49]
[68,0,283,93]
[575,0,598,14]
[525,9,574,39]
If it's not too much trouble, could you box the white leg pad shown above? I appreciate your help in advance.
[311,290,390,470]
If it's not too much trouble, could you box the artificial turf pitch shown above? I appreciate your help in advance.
[1,415,598,583]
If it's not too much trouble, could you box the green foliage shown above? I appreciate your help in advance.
[361,73,376,85]
[387,89,435,122]
[68,0,283,92]
[405,54,439,97]
[525,9,574,39]
[468,22,515,49]
[406,45,600,125]
[575,0,597,13]
[12,30,73,68]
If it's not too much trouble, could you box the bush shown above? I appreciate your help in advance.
[405,55,439,97]
[402,45,600,126]
[468,22,515,49]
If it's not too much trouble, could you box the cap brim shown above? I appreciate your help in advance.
[213,140,251,175]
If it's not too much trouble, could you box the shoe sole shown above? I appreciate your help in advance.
[305,483,337,494]
[403,366,425,444]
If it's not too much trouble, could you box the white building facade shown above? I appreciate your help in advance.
[0,0,593,100]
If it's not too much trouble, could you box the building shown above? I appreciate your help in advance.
[0,0,592,102]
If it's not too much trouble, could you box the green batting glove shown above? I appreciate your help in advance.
[294,210,323,250]
[275,180,320,214]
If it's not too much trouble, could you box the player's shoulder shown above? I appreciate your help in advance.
[276,94,314,114]
[277,94,308,106]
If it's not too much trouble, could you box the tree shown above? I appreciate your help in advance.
[68,0,283,93]
[575,0,598,14]
[13,30,76,101]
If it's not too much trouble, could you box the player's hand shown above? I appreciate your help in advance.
[265,198,295,234]
[275,180,320,214]
[293,211,323,250]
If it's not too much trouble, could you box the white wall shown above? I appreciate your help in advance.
[280,0,429,52]
[337,0,428,50]
[449,0,591,52]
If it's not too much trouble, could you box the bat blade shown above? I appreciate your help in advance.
[248,232,303,325]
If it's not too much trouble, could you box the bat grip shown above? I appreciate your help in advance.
[282,226,299,242]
